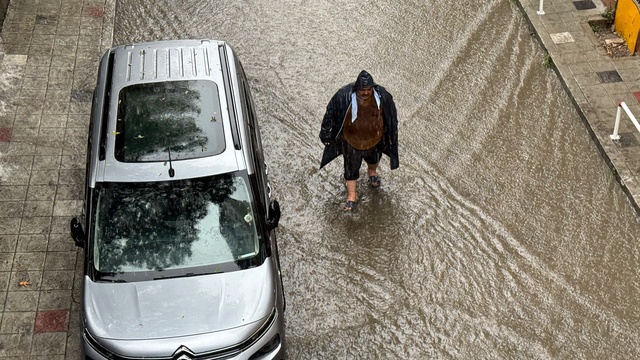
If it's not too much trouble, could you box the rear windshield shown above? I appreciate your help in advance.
[114,80,225,162]
[91,174,261,279]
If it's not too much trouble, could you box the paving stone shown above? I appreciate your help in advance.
[0,236,19,253]
[32,156,62,171]
[47,234,78,253]
[13,115,42,128]
[1,55,28,67]
[0,219,21,235]
[30,331,67,355]
[23,201,55,217]
[0,170,31,186]
[37,290,71,310]
[49,218,71,235]
[14,252,46,271]
[33,310,69,334]
[614,132,640,148]
[40,270,74,290]
[52,200,82,217]
[43,252,76,271]
[0,253,15,272]
[0,311,36,333]
[550,32,575,44]
[10,128,39,142]
[0,203,24,218]
[16,235,49,252]
[5,291,40,311]
[15,103,43,116]
[0,115,15,128]
[0,128,12,142]
[28,170,59,186]
[597,70,624,83]
[55,184,83,200]
[42,102,71,115]
[41,115,68,128]
[19,217,52,235]
[0,333,33,357]
[569,62,595,75]
[70,90,92,103]
[0,272,11,292]
[35,15,58,25]
[59,155,86,170]
[66,114,88,127]
[26,185,57,201]
[57,169,83,185]
[572,0,596,10]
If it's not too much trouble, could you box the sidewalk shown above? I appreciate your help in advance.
[516,0,640,216]
[0,0,115,358]
[0,0,639,358]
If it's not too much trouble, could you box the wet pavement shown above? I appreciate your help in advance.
[518,0,640,215]
[0,0,115,358]
[0,0,639,358]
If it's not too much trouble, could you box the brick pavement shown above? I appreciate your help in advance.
[0,0,114,358]
[0,0,639,359]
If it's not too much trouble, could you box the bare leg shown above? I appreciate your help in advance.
[345,180,357,202]
[367,163,378,177]
[367,163,381,188]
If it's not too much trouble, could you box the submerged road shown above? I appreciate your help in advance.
[109,0,640,358]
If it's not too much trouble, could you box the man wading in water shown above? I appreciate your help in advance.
[319,70,399,211]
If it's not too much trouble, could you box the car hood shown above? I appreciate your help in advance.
[84,262,275,342]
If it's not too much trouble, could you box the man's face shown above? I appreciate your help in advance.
[356,87,373,100]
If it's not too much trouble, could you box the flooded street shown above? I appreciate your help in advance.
[113,0,640,358]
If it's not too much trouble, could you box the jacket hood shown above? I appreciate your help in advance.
[353,70,375,90]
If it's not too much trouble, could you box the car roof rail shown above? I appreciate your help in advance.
[219,44,241,150]
[98,51,115,161]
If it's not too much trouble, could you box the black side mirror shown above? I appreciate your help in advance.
[266,200,280,230]
[70,217,85,248]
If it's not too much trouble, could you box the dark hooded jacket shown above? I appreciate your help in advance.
[319,78,399,170]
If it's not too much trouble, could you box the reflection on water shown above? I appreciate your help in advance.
[94,174,258,273]
[114,0,640,357]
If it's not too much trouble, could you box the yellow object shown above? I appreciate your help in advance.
[615,0,640,54]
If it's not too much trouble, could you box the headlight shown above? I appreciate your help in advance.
[84,329,117,359]
[248,334,281,360]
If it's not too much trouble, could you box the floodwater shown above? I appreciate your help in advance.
[114,0,640,358]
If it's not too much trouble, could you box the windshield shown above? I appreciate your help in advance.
[91,173,261,279]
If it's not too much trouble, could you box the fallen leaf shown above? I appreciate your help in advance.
[19,280,30,288]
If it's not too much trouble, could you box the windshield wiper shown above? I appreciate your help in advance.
[96,271,127,283]
[98,278,127,283]
[153,270,222,280]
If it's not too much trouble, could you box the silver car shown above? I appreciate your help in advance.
[69,39,286,360]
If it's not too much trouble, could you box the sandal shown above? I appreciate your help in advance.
[369,175,381,188]
[343,200,356,211]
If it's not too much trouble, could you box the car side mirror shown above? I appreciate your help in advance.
[70,217,85,248]
[266,200,280,230]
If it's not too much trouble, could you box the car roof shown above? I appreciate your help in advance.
[93,40,247,183]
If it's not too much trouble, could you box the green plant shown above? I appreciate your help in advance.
[603,8,615,21]
[590,22,602,32]
[543,54,553,68]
